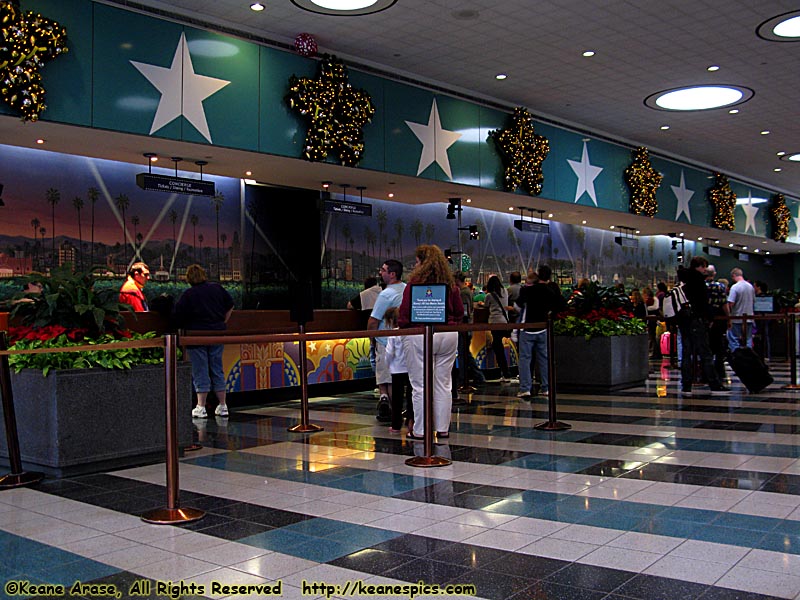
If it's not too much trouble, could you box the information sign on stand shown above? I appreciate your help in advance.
[409,284,447,324]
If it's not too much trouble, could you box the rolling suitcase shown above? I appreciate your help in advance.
[728,347,773,393]
[660,331,671,356]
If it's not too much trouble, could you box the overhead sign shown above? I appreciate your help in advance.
[136,173,216,196]
[513,219,550,234]
[323,199,372,216]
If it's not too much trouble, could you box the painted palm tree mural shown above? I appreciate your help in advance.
[114,193,130,267]
[72,196,84,270]
[45,187,59,268]
[211,192,224,276]
[30,218,40,270]
[190,214,198,262]
[87,187,98,268]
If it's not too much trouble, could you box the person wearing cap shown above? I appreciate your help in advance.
[705,264,729,380]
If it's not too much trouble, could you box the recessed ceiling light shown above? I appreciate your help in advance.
[635,230,640,234]
[36,139,45,144]
[388,192,394,198]
[729,109,739,114]
[760,130,770,135]
[495,73,507,80]
[766,251,771,255]
[697,237,703,241]
[508,207,514,211]
[777,151,786,156]
[762,240,768,244]
[548,213,553,218]
[774,168,782,172]
[742,246,748,250]
[150,156,158,162]
[582,50,595,57]
[755,248,760,253]
[779,152,800,162]
[646,85,753,111]
[729,243,735,247]
[679,232,684,237]
[250,2,265,10]
[465,198,472,203]
[291,0,396,15]
[707,65,720,72]
[714,240,720,244]
[757,11,800,41]
[660,125,670,130]
[582,220,587,224]
[609,225,615,229]
[245,170,252,176]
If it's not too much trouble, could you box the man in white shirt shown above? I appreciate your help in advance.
[368,259,406,420]
[727,267,755,351]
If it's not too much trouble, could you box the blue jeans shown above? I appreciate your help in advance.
[678,318,722,391]
[519,330,548,393]
[188,345,226,393]
[727,321,753,352]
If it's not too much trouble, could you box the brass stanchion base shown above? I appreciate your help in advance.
[0,471,44,489]
[288,423,324,433]
[458,384,477,393]
[405,456,452,467]
[140,506,205,524]
[534,420,572,431]
[184,444,203,452]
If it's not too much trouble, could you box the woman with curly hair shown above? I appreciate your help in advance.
[398,245,464,440]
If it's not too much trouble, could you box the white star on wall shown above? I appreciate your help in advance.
[567,141,603,205]
[742,192,759,235]
[131,33,230,144]
[405,98,462,180]
[671,170,694,223]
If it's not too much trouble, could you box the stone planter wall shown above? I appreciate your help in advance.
[0,363,192,477]
[554,334,648,392]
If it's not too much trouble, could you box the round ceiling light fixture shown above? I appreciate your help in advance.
[757,10,800,41]
[779,152,800,162]
[645,85,753,111]
[291,0,397,15]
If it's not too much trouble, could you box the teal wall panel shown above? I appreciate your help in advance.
[478,107,507,192]
[259,47,314,159]
[92,3,183,140]
[348,70,385,172]
[14,0,93,126]
[384,83,437,181]
[180,29,259,150]
[435,94,480,185]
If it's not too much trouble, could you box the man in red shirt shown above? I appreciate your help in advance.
[119,262,150,311]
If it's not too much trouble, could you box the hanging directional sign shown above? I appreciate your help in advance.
[323,199,372,216]
[136,173,216,196]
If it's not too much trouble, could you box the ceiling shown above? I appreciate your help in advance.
[4,0,799,253]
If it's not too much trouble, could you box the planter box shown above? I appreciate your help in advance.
[0,364,193,477]
[554,334,648,393]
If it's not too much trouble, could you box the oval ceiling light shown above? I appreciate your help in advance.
[291,0,397,15]
[779,152,800,162]
[495,73,507,80]
[645,85,753,111]
[250,2,265,10]
[757,10,800,41]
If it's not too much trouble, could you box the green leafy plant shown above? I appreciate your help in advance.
[8,331,164,376]
[554,282,645,340]
[10,267,128,336]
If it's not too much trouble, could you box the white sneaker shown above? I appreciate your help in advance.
[215,404,229,417]
[191,406,207,418]
[516,391,531,398]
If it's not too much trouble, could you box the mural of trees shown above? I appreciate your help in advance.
[46,187,60,268]
[190,214,198,262]
[211,192,224,275]
[114,193,130,266]
[72,196,84,270]
[87,187,98,268]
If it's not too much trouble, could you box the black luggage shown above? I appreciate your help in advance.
[728,347,773,393]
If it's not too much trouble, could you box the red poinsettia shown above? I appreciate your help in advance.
[8,325,89,344]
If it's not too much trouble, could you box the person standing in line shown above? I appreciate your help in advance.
[174,264,235,418]
[397,245,463,439]
[483,274,514,382]
[383,307,413,434]
[507,271,522,324]
[119,262,150,311]
[677,256,729,395]
[705,265,729,380]
[727,267,755,351]
[514,265,566,398]
[454,271,486,385]
[368,259,406,421]
[643,287,661,359]
[347,276,382,311]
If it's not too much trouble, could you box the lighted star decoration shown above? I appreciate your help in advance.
[624,146,662,217]
[286,55,375,167]
[671,170,694,222]
[741,191,759,235]
[490,107,550,196]
[131,32,230,144]
[568,141,603,205]
[406,98,462,180]
[708,172,736,231]
[770,193,790,242]
[0,0,68,122]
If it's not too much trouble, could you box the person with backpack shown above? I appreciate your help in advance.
[676,256,729,396]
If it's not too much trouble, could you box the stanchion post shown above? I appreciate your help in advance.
[141,334,204,524]
[406,324,451,467]
[534,315,571,431]
[288,323,324,433]
[0,332,44,489]
[786,313,800,390]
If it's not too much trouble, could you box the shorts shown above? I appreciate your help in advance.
[374,342,392,385]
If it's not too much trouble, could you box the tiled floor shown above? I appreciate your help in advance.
[2,359,800,599]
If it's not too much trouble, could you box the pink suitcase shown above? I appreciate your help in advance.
[660,331,671,355]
